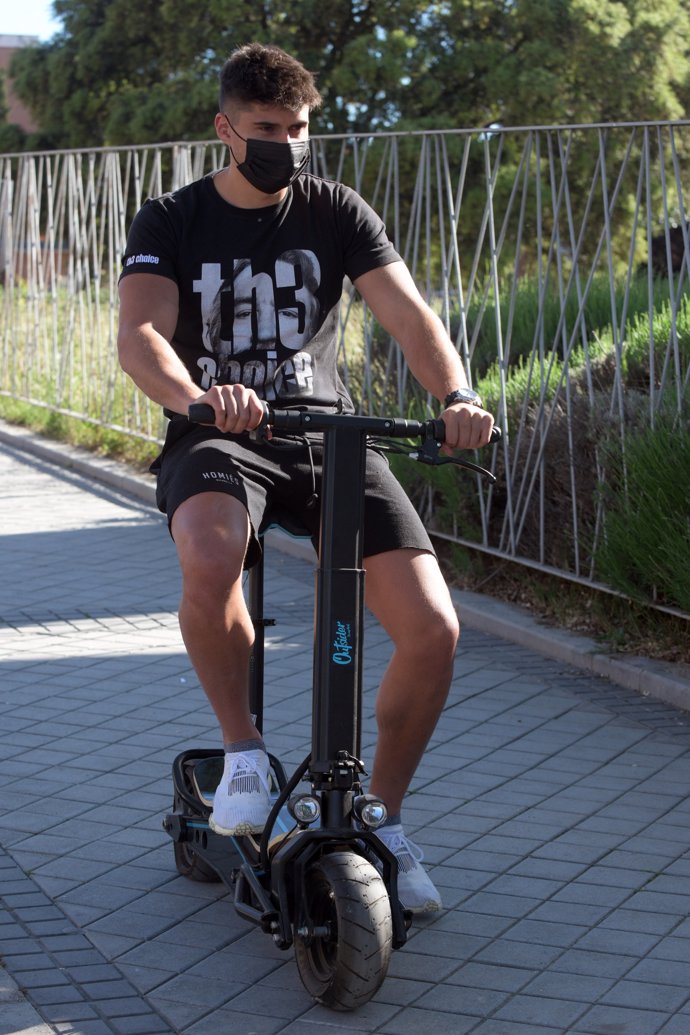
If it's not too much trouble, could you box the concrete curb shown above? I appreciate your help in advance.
[452,588,690,712]
[2,419,688,713]
[0,420,157,507]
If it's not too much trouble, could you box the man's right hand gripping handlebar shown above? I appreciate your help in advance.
[187,385,266,434]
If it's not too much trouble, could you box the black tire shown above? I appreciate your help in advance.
[173,839,221,882]
[172,791,221,883]
[294,851,393,1010]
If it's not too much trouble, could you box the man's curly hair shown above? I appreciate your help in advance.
[219,43,322,113]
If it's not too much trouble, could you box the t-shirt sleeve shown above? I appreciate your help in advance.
[119,197,179,282]
[337,185,401,282]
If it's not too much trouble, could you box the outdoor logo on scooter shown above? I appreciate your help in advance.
[332,620,353,665]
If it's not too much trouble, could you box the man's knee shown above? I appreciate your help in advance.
[172,494,250,598]
[413,602,459,665]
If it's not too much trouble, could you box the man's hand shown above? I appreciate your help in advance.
[196,384,265,434]
[440,403,494,454]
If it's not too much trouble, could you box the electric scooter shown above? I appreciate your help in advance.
[163,403,499,1009]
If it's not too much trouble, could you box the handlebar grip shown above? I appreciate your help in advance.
[188,402,273,426]
[490,426,501,443]
[188,402,217,424]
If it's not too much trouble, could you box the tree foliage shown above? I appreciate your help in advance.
[5,0,690,150]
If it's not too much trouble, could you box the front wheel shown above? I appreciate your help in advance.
[294,851,393,1010]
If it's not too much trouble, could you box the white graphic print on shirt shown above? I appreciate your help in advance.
[192,249,320,399]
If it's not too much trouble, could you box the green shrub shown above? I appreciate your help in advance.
[459,271,679,378]
[595,419,690,611]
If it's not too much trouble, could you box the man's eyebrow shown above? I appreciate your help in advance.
[252,118,309,129]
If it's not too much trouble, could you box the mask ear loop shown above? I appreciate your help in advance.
[222,112,245,167]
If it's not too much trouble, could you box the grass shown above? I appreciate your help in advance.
[595,418,690,613]
[0,396,160,472]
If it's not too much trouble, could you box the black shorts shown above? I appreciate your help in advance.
[152,419,434,568]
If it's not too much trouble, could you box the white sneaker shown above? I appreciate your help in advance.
[209,749,272,836]
[375,824,442,914]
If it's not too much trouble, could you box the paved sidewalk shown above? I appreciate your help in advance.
[1,438,690,1035]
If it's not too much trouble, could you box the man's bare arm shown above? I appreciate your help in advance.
[117,273,263,431]
[354,261,494,450]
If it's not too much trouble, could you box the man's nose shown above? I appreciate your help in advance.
[255,302,276,345]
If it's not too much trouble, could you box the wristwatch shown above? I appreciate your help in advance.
[443,388,483,409]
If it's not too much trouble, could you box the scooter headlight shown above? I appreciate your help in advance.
[353,794,387,829]
[288,794,321,825]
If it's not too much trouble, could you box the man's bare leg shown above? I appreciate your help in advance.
[171,491,273,835]
[363,549,460,816]
[171,492,258,744]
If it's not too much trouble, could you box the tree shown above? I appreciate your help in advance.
[6,0,690,150]
[0,73,28,153]
[8,0,424,147]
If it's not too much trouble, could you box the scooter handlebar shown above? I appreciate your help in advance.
[187,402,501,443]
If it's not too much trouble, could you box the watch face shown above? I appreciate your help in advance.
[446,389,481,406]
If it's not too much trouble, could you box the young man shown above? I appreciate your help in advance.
[117,43,493,914]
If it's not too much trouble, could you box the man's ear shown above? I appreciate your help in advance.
[215,112,232,146]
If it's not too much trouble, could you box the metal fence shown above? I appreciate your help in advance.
[1,121,689,607]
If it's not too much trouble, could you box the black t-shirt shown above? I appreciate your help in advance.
[120,172,400,410]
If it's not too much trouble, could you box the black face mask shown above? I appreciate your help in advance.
[227,119,310,194]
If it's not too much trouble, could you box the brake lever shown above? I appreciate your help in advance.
[409,451,497,482]
[412,425,497,482]
[371,437,497,483]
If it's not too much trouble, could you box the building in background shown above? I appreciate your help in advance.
[0,34,38,132]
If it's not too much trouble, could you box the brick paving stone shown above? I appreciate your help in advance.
[414,981,511,1015]
[571,1004,672,1034]
[98,997,163,1019]
[550,947,638,979]
[600,978,690,1012]
[659,1020,690,1035]
[0,1002,58,1035]
[9,969,71,990]
[3,440,690,1034]
[81,979,143,1001]
[50,1023,146,1035]
[185,1009,287,1034]
[379,1007,478,1034]
[39,1002,100,1023]
[491,992,589,1028]
[25,985,87,1006]
[301,1000,401,1029]
[649,935,690,961]
[471,1025,562,1035]
[146,998,212,1030]
[2,952,56,975]
[108,1014,173,1030]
